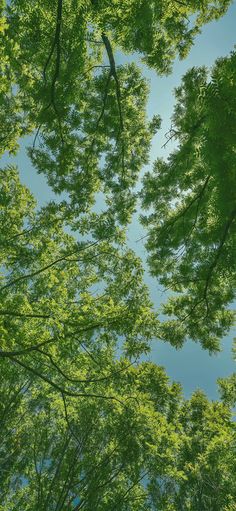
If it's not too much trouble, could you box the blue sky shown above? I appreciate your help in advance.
[1,1,236,399]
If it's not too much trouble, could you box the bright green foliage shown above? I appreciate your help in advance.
[148,390,236,511]
[1,165,235,511]
[91,0,232,72]
[169,391,236,511]
[1,354,235,509]
[3,0,155,226]
[141,51,236,351]
[218,340,236,407]
[0,166,159,365]
[0,167,164,508]
[1,0,232,226]
[28,63,153,226]
[0,0,32,155]
[0,361,183,510]
[218,373,236,407]
[0,163,179,510]
[1,1,236,509]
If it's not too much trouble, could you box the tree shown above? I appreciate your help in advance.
[141,51,236,352]
[218,373,236,407]
[0,2,31,155]
[1,156,235,511]
[0,166,167,508]
[1,1,236,509]
[0,360,184,510]
[167,391,236,511]
[0,166,160,371]
[91,0,232,72]
[1,353,235,509]
[1,0,232,226]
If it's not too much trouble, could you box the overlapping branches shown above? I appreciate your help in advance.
[34,0,64,147]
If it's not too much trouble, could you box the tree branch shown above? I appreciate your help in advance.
[0,337,56,358]
[203,206,236,302]
[36,348,137,384]
[35,0,64,146]
[8,356,125,405]
[0,239,103,292]
[181,206,236,322]
[101,32,125,176]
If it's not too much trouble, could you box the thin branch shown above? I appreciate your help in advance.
[44,431,72,510]
[33,123,43,149]
[85,70,112,161]
[115,471,148,505]
[0,337,56,358]
[61,393,82,445]
[33,441,42,509]
[101,34,123,131]
[162,127,180,149]
[186,176,211,240]
[181,206,236,322]
[54,444,81,511]
[0,380,30,426]
[36,348,137,384]
[203,206,236,301]
[6,226,34,243]
[34,0,64,146]
[136,175,211,243]
[161,175,211,238]
[43,0,63,84]
[8,356,125,405]
[0,239,102,292]
[0,310,51,319]
[101,32,125,176]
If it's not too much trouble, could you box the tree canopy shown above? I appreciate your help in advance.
[0,0,232,225]
[0,0,236,509]
[141,50,236,351]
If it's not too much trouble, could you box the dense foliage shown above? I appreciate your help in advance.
[141,51,236,351]
[0,0,232,225]
[0,0,235,509]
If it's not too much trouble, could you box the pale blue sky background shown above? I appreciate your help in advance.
[1,1,236,399]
